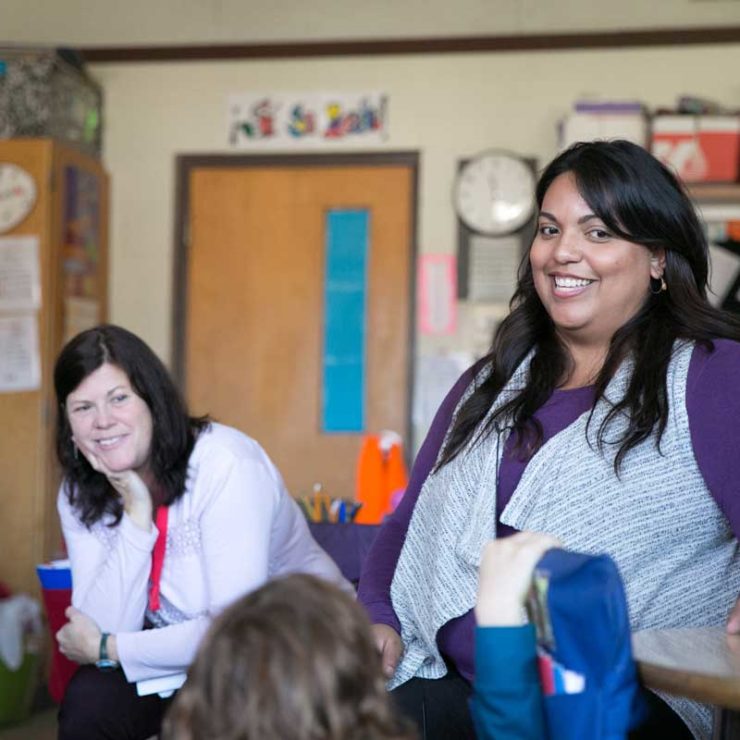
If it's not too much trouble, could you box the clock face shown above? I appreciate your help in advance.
[454,152,536,235]
[0,163,37,234]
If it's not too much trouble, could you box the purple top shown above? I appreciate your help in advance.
[357,339,740,683]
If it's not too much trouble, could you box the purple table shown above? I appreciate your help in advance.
[308,522,381,585]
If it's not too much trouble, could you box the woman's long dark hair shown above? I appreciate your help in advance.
[54,324,209,526]
[439,140,740,472]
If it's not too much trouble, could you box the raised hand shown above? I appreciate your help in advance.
[476,531,561,627]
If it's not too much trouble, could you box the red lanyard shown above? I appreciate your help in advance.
[148,505,169,612]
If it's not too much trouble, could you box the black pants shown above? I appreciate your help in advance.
[391,665,477,740]
[58,665,173,740]
[391,668,692,740]
[630,691,694,740]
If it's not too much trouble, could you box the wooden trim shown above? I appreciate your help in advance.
[172,151,420,448]
[81,27,740,63]
[688,182,740,203]
[171,155,189,386]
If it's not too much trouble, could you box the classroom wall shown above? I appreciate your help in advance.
[2,0,740,45]
[3,1,740,446]
[89,43,740,370]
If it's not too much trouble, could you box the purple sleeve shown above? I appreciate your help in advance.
[687,339,740,539]
[356,363,480,630]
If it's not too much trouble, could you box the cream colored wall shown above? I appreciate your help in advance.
[93,43,740,365]
[2,0,739,44]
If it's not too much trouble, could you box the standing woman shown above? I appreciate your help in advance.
[358,140,740,739]
[54,325,349,740]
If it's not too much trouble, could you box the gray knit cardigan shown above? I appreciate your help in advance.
[390,341,740,740]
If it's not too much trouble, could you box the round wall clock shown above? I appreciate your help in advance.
[0,163,37,234]
[453,151,536,235]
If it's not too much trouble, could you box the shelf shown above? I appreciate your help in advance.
[687,183,740,203]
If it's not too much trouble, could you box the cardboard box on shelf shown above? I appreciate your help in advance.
[559,101,649,150]
[651,115,740,183]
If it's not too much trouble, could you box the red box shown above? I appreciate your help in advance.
[651,115,740,183]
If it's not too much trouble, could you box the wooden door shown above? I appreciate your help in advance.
[175,155,416,499]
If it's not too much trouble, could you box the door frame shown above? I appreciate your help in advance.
[172,150,420,444]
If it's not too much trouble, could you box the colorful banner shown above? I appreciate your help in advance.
[228,92,388,148]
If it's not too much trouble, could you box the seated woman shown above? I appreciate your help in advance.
[162,573,415,740]
[358,140,740,739]
[54,324,350,740]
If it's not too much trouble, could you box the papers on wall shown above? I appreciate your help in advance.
[228,92,388,148]
[418,254,456,335]
[0,236,41,392]
[412,352,473,438]
[467,234,520,303]
[0,314,41,392]
[0,236,41,311]
[460,302,510,359]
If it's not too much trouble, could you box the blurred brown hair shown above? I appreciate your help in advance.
[162,574,415,740]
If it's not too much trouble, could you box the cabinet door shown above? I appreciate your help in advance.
[0,139,53,594]
[0,139,108,594]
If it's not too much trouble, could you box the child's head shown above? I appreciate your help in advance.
[163,574,415,740]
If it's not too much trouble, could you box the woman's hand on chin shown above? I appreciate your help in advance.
[74,440,153,529]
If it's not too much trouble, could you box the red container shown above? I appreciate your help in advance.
[37,564,78,703]
[39,587,78,702]
[651,115,740,183]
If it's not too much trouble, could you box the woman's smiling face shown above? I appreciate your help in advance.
[530,172,665,350]
[66,362,154,476]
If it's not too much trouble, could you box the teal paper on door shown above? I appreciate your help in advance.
[322,209,369,432]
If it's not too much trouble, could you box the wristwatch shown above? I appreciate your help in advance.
[95,632,120,672]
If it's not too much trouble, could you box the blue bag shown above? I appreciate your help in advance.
[528,549,647,740]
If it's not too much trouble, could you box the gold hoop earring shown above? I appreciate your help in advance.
[650,276,667,295]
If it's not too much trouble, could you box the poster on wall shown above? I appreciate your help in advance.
[227,92,388,148]
[0,236,41,311]
[418,254,456,335]
[0,314,40,393]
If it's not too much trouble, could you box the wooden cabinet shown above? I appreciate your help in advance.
[0,139,108,595]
